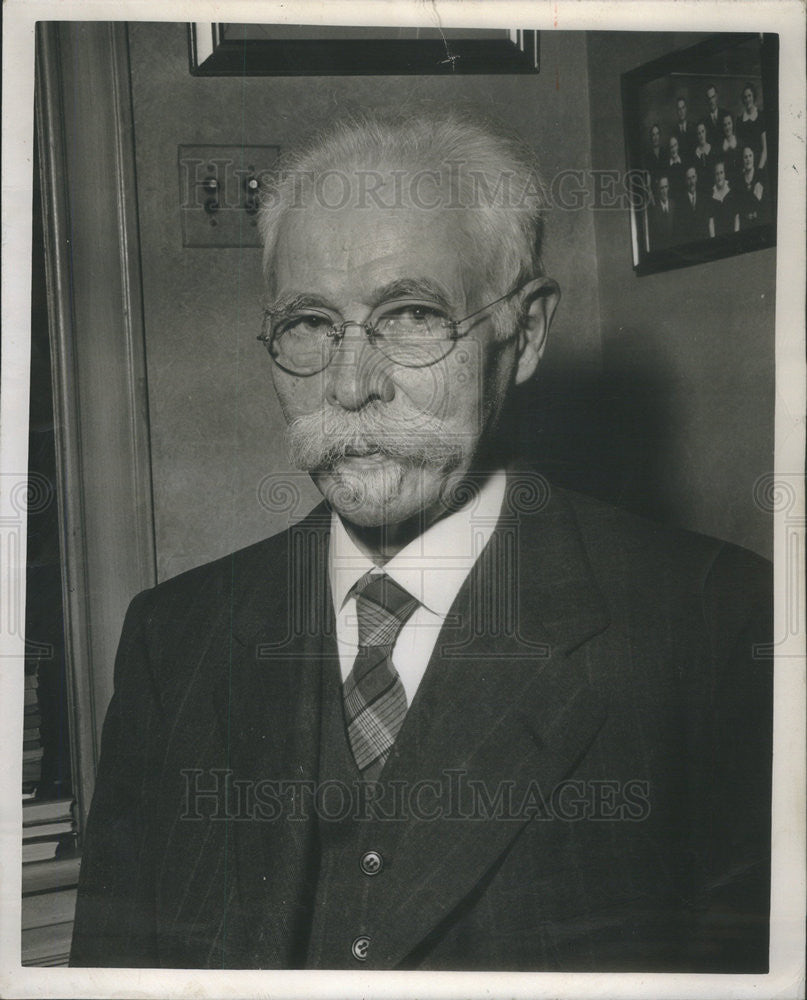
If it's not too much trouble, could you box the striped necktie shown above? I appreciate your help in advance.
[343,572,419,782]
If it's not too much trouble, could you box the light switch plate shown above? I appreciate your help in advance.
[178,144,280,248]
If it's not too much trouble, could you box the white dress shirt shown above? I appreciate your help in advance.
[329,470,507,704]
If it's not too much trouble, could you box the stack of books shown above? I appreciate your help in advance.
[22,797,76,864]
[23,669,43,795]
[21,798,79,966]
[21,852,80,966]
[21,886,78,966]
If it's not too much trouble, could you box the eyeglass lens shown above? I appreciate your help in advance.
[270,303,456,374]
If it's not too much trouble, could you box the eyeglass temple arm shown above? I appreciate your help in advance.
[453,284,525,327]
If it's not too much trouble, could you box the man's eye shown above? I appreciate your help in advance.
[402,305,444,322]
[378,304,448,333]
[281,314,332,336]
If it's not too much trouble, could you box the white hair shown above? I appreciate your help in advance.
[257,106,549,336]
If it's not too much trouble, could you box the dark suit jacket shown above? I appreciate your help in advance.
[70,485,772,972]
[693,147,715,194]
[710,190,740,237]
[678,192,711,243]
[674,122,695,160]
[649,200,678,250]
[644,146,665,181]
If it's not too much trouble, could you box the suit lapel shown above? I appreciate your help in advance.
[210,505,338,967]
[365,486,611,968]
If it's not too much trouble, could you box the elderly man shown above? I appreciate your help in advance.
[70,109,771,973]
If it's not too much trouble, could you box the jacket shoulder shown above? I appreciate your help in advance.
[556,488,771,624]
[131,503,330,626]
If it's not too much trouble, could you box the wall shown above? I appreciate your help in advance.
[127,23,599,580]
[586,32,774,558]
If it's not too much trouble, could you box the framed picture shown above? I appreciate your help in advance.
[622,33,778,275]
[189,23,540,76]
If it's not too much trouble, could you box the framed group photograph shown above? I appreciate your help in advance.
[622,33,778,274]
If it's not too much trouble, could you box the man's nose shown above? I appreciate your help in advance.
[325,325,395,411]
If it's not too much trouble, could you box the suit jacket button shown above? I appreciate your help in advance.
[351,935,371,961]
[359,850,383,875]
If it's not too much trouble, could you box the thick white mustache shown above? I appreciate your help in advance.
[285,408,466,471]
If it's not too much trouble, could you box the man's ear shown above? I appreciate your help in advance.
[514,277,560,385]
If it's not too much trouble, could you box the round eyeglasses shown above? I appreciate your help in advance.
[257,285,524,376]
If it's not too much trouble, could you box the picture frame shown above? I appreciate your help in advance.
[622,33,778,275]
[188,23,540,76]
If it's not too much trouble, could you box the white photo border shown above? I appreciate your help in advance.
[1,1,804,997]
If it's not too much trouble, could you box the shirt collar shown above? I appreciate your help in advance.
[329,469,507,619]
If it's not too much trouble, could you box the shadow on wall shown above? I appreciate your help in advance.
[512,331,676,526]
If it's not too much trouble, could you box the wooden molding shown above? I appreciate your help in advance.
[34,23,156,833]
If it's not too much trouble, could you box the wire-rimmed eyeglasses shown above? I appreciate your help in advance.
[257,284,526,376]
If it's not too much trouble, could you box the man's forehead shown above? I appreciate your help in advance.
[271,202,472,303]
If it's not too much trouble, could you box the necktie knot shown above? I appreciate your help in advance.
[353,572,420,649]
